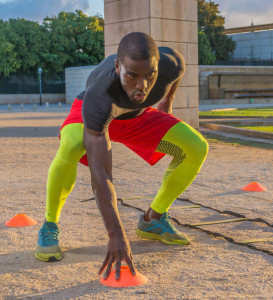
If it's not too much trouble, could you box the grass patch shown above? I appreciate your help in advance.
[199,107,273,118]
[202,132,273,150]
[236,126,273,133]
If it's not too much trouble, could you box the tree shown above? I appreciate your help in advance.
[0,20,20,77]
[8,19,49,75]
[0,18,49,79]
[42,10,104,74]
[198,0,236,62]
[198,31,216,65]
[0,10,104,83]
[1,18,50,91]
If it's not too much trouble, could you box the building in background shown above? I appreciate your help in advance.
[224,23,273,65]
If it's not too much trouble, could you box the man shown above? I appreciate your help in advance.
[34,32,208,280]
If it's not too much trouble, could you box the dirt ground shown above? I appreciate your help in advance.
[0,109,272,300]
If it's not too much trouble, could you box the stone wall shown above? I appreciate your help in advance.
[104,0,199,128]
[65,65,97,104]
[199,66,273,100]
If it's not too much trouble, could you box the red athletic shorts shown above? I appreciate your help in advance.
[61,98,182,166]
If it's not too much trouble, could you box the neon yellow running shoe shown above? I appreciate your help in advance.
[34,222,62,262]
[136,212,190,245]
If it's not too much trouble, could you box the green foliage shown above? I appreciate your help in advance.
[198,0,236,62]
[0,20,20,76]
[42,10,104,74]
[0,10,104,77]
[198,31,216,65]
[8,19,49,76]
[199,108,273,118]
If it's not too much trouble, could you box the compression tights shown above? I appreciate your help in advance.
[45,122,208,222]
[151,122,208,213]
[45,123,86,222]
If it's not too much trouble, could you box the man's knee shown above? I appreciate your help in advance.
[61,134,84,154]
[58,124,85,161]
[185,128,208,159]
[174,124,208,161]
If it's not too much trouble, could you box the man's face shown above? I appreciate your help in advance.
[115,56,158,104]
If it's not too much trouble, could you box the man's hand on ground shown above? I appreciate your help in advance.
[98,234,136,280]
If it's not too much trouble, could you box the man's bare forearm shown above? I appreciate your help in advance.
[83,127,125,237]
[91,170,125,238]
[83,126,135,279]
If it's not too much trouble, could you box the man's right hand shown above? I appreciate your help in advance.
[83,127,136,280]
[98,233,136,280]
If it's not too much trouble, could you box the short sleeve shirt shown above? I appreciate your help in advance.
[82,47,184,132]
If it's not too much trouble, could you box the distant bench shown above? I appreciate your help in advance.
[224,88,273,99]
[234,93,273,99]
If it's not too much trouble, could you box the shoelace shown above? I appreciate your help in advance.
[160,214,177,234]
[40,226,59,246]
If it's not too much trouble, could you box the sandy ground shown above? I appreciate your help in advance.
[0,109,272,300]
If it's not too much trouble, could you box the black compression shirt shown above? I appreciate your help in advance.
[82,47,185,132]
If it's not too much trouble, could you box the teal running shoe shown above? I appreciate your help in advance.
[34,222,62,262]
[136,212,190,245]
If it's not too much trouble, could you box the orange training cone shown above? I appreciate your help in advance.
[5,214,37,227]
[242,182,267,192]
[100,266,148,287]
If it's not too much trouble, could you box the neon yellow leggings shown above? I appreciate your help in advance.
[45,122,208,222]
[45,124,86,222]
[151,122,208,213]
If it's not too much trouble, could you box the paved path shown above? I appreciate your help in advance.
[0,109,273,299]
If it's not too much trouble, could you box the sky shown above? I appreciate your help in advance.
[212,0,273,28]
[0,0,104,22]
[0,0,272,29]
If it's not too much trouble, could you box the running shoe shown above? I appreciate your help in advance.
[136,212,190,245]
[34,221,62,262]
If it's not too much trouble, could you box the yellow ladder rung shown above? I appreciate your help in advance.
[169,205,201,210]
[238,237,273,245]
[122,194,156,201]
[190,218,248,226]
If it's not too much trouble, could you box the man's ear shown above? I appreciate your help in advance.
[114,59,120,75]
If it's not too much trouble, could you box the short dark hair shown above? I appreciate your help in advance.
[117,32,160,62]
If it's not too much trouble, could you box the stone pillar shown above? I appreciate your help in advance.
[104,0,199,128]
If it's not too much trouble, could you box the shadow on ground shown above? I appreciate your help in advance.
[0,126,60,138]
